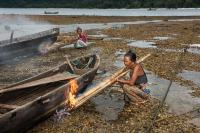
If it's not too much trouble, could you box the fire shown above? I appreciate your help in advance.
[66,79,78,108]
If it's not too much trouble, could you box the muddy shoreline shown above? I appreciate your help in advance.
[0,15,200,132]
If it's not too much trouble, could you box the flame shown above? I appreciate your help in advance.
[66,80,78,108]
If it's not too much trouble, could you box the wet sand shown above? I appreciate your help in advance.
[0,15,200,132]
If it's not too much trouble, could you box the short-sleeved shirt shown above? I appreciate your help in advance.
[78,33,87,43]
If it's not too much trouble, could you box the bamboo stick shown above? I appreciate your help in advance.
[72,54,151,109]
[74,71,128,108]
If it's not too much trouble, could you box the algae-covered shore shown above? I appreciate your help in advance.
[0,15,200,132]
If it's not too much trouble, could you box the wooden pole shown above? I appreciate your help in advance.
[10,30,14,43]
[65,55,75,73]
[72,54,151,109]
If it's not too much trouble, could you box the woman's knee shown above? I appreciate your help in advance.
[123,84,132,93]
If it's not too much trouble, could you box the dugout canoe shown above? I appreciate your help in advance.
[44,11,59,14]
[0,28,59,65]
[0,54,100,133]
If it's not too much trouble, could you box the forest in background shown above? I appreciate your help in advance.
[0,0,200,8]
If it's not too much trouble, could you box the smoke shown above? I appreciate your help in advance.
[0,15,53,41]
[0,15,42,25]
[38,38,53,54]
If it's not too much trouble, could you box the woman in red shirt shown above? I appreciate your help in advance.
[74,27,88,48]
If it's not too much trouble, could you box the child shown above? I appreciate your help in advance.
[74,27,88,48]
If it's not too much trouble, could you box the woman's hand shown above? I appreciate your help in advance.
[116,78,121,82]
[116,78,119,82]
[116,79,123,83]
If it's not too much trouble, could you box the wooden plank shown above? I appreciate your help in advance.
[0,103,19,110]
[3,63,68,90]
[0,84,8,90]
[72,54,151,109]
[0,73,78,93]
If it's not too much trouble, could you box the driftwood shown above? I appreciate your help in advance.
[72,54,151,109]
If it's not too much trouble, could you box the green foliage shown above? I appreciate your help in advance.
[0,0,199,8]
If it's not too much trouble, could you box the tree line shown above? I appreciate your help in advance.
[0,0,200,8]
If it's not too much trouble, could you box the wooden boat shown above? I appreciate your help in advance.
[0,54,100,133]
[147,8,157,11]
[44,11,59,14]
[0,28,59,65]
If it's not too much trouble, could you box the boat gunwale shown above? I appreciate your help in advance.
[0,28,59,47]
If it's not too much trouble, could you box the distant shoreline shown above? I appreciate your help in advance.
[1,14,200,25]
[0,8,200,17]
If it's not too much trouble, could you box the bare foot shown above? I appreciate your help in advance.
[138,100,147,104]
[130,100,147,106]
[130,102,139,106]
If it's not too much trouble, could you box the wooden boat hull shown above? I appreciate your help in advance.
[0,54,100,133]
[0,28,59,65]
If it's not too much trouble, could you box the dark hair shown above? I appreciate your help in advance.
[76,27,82,32]
[124,50,136,62]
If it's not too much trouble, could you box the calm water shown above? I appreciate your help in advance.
[178,70,200,86]
[0,8,200,16]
